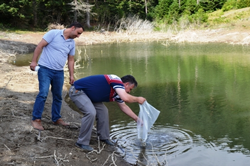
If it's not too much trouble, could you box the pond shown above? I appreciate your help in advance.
[15,42,250,165]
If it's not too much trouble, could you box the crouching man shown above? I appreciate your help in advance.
[69,74,146,151]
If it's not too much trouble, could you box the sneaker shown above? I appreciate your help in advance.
[100,139,114,146]
[53,118,70,126]
[75,142,93,151]
[31,119,44,130]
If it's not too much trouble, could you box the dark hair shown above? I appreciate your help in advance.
[68,22,84,31]
[121,75,138,87]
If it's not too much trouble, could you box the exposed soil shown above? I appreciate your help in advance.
[0,19,250,165]
[0,32,135,166]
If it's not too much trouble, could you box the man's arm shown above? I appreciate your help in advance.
[30,39,48,71]
[115,88,146,104]
[68,55,75,84]
[117,102,138,122]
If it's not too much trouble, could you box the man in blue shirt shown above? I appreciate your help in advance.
[69,74,146,151]
[30,22,84,131]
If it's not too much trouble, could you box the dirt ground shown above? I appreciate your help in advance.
[0,32,135,166]
[0,25,250,166]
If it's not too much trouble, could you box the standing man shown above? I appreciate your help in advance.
[69,74,146,151]
[30,22,84,131]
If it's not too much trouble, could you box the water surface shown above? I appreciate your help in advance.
[76,42,250,165]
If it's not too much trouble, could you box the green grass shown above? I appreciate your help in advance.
[154,7,250,32]
[207,7,250,29]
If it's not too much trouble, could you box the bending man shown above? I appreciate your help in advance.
[30,22,84,130]
[69,74,146,151]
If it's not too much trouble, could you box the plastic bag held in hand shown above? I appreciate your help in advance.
[137,101,160,142]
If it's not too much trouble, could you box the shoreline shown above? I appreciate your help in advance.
[1,28,250,46]
[0,28,250,165]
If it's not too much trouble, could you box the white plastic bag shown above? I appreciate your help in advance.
[137,101,160,143]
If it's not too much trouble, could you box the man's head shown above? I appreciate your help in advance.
[121,75,138,93]
[67,22,84,39]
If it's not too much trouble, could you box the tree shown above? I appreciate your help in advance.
[0,0,232,29]
[199,0,226,12]
[69,0,96,27]
[145,0,148,16]
[183,0,200,14]
[32,0,38,27]
[154,0,173,20]
[168,0,180,23]
[0,0,31,27]
[43,0,72,23]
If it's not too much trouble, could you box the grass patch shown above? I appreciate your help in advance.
[155,7,250,32]
[207,7,250,28]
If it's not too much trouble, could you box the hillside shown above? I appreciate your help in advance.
[208,7,250,31]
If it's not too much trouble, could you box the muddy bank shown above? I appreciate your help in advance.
[0,33,132,165]
[0,71,130,166]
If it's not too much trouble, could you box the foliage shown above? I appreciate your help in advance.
[0,0,31,28]
[222,0,250,11]
[199,0,227,12]
[37,0,73,28]
[0,0,250,31]
[237,0,250,8]
[192,8,208,23]
[153,0,173,21]
[222,0,237,11]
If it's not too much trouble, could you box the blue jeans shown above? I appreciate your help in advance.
[32,65,64,122]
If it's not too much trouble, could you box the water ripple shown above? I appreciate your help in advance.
[110,123,194,165]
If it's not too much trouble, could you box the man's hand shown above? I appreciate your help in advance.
[137,117,144,126]
[69,75,74,85]
[138,97,146,105]
[30,61,37,71]
[68,55,74,85]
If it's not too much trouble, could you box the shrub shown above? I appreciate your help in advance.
[47,23,65,31]
[222,0,237,11]
[114,16,154,34]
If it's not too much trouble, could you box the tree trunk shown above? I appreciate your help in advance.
[129,0,131,12]
[179,0,181,8]
[197,0,199,5]
[145,0,147,17]
[57,13,61,23]
[32,0,37,27]
[74,0,77,22]
[86,0,91,27]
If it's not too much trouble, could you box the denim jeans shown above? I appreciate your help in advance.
[32,65,64,122]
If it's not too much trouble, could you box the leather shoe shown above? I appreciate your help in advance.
[31,119,44,130]
[75,142,93,151]
[53,118,70,126]
[101,139,114,146]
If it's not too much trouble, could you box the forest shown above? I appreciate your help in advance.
[0,0,250,30]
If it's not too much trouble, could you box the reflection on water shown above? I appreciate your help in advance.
[15,42,250,165]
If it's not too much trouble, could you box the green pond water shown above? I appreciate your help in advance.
[16,41,250,165]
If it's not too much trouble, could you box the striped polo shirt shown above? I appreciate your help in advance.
[38,29,75,70]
